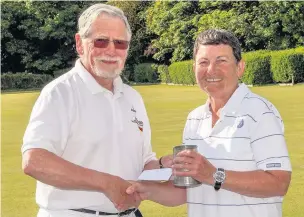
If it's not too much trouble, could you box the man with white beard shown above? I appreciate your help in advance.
[21,4,172,217]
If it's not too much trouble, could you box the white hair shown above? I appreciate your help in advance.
[78,3,132,40]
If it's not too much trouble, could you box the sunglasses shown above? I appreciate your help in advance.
[93,38,130,50]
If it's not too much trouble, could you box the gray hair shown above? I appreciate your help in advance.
[78,3,132,39]
[193,29,242,62]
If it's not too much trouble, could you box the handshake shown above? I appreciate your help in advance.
[107,154,174,212]
[107,146,213,212]
[105,154,173,212]
[110,179,155,212]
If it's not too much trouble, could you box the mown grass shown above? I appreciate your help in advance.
[1,84,303,217]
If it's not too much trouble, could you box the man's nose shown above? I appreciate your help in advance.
[104,41,116,56]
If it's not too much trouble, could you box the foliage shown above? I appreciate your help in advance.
[158,65,170,84]
[271,48,304,83]
[53,67,73,78]
[145,1,200,64]
[1,1,91,75]
[169,47,304,86]
[168,60,195,85]
[195,1,304,51]
[242,51,273,85]
[134,63,158,83]
[1,73,53,90]
[145,1,304,63]
[107,1,155,81]
[2,1,304,81]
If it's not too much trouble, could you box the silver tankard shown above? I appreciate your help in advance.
[173,145,202,187]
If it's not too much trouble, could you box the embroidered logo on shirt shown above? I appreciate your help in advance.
[237,119,244,128]
[131,106,143,132]
[266,163,281,168]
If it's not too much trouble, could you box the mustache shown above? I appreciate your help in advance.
[95,56,122,63]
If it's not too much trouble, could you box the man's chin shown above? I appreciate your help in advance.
[94,70,122,79]
[100,74,120,80]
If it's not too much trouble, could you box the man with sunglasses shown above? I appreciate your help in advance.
[21,4,172,217]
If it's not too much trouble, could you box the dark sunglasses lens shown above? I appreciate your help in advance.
[94,39,109,48]
[113,40,129,50]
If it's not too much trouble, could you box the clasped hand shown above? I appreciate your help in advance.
[105,176,141,212]
[112,151,216,210]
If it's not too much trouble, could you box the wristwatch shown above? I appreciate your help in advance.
[213,168,226,191]
[159,156,164,169]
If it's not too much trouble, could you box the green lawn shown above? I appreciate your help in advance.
[2,84,304,217]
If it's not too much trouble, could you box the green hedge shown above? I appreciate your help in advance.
[157,65,170,84]
[168,47,304,85]
[242,50,273,85]
[134,63,158,83]
[271,48,304,83]
[168,60,195,85]
[1,73,53,90]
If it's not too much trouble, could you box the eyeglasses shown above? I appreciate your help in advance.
[93,38,130,50]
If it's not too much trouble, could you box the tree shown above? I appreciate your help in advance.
[1,1,29,73]
[145,1,200,64]
[107,0,155,81]
[145,1,304,63]
[250,1,304,50]
[196,1,304,51]
[2,1,303,75]
[1,1,92,74]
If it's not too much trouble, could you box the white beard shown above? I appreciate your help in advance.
[93,64,122,79]
[92,56,123,79]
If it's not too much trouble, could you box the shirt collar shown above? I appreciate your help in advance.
[75,59,124,95]
[204,83,250,116]
[220,83,250,115]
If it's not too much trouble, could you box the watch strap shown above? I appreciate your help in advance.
[214,181,221,191]
[159,157,164,169]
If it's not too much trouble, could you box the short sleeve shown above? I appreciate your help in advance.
[21,88,69,156]
[251,111,291,171]
[139,96,157,164]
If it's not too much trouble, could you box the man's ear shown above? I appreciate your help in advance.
[237,59,245,78]
[75,33,84,56]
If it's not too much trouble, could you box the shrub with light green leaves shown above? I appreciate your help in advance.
[134,63,158,83]
[158,65,170,84]
[271,47,304,83]
[242,50,273,85]
[168,60,195,85]
[1,73,53,90]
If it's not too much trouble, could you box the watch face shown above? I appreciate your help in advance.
[214,170,226,183]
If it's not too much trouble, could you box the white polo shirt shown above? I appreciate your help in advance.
[22,59,156,212]
[183,84,291,217]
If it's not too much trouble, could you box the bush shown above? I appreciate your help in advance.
[168,60,195,85]
[121,64,134,84]
[166,47,304,86]
[242,50,273,85]
[1,73,53,90]
[271,47,304,83]
[53,67,73,78]
[134,63,158,83]
[158,65,170,84]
